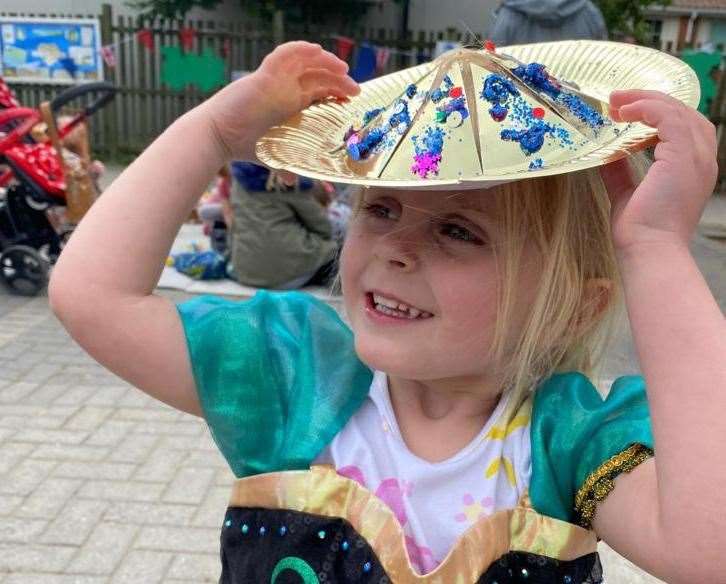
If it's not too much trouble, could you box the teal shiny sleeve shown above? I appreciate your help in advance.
[529,372,654,527]
[176,291,373,478]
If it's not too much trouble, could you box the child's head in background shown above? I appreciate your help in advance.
[339,157,647,405]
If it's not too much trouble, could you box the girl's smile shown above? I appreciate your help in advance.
[365,290,434,323]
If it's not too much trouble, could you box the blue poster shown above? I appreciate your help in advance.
[0,17,103,84]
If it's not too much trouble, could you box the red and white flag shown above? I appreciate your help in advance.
[100,45,117,67]
[375,46,391,73]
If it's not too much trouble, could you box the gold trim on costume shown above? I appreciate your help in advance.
[228,465,597,582]
[574,443,654,529]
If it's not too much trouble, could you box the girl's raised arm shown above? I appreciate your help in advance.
[592,90,726,583]
[48,43,358,415]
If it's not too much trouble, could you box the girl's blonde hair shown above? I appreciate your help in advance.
[344,154,648,410]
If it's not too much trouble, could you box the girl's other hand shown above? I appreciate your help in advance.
[201,41,360,162]
[599,89,718,253]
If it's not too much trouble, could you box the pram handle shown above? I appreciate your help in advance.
[0,107,42,151]
[50,82,116,138]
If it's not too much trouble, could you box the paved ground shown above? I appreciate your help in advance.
[0,170,723,581]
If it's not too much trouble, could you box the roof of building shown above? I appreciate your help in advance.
[663,0,726,10]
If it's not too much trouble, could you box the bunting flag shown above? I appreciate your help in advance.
[335,36,355,62]
[100,45,117,68]
[221,37,232,59]
[137,28,154,51]
[375,46,391,73]
[179,27,196,52]
[351,43,377,83]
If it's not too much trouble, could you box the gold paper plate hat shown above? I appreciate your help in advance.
[256,40,699,190]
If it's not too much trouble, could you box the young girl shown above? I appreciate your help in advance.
[49,41,725,583]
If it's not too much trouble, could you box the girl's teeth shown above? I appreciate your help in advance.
[374,302,431,320]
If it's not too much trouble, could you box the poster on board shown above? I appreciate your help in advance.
[0,17,104,84]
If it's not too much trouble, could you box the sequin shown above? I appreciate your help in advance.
[447,110,464,128]
[318,530,326,539]
[241,523,249,534]
[342,540,350,551]
[224,519,232,528]
[279,526,287,536]
[564,576,573,583]
[363,561,372,572]
[259,526,266,535]
[521,567,529,578]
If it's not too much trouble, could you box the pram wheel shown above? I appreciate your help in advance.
[0,245,49,296]
[25,195,50,211]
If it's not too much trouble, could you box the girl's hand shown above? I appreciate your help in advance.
[599,89,718,253]
[201,41,360,162]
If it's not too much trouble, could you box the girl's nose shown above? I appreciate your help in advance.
[375,231,419,272]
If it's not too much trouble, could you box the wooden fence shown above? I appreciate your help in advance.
[2,5,483,160]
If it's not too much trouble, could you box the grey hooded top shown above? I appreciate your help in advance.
[487,0,607,46]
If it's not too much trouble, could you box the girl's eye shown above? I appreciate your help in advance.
[439,223,483,245]
[362,203,396,220]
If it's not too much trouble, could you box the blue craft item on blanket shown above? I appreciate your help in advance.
[351,43,377,83]
[171,250,228,280]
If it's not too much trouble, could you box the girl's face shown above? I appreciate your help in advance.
[340,187,541,383]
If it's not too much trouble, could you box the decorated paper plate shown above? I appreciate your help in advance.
[256,40,699,189]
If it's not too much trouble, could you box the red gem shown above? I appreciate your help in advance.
[449,87,463,98]
[532,107,545,119]
[484,40,496,52]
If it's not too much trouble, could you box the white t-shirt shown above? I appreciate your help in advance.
[313,371,533,575]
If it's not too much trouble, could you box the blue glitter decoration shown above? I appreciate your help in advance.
[279,526,287,536]
[528,158,544,170]
[363,561,372,573]
[481,74,519,105]
[412,126,445,158]
[406,83,417,98]
[389,100,411,128]
[317,530,326,539]
[259,526,266,536]
[224,519,232,528]
[342,540,350,551]
[557,92,605,128]
[501,121,551,155]
[362,107,384,125]
[512,63,560,98]
[511,62,606,131]
[241,523,249,534]
[489,103,508,122]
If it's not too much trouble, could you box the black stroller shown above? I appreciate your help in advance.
[0,82,115,296]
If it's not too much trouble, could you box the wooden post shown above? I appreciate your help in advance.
[273,9,285,46]
[100,3,119,161]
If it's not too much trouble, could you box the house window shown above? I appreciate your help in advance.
[644,19,664,49]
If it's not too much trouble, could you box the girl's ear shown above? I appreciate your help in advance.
[576,278,614,335]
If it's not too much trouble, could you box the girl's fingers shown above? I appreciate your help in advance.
[300,69,360,97]
[268,42,350,76]
[609,89,685,110]
[616,99,691,143]
[599,157,636,213]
